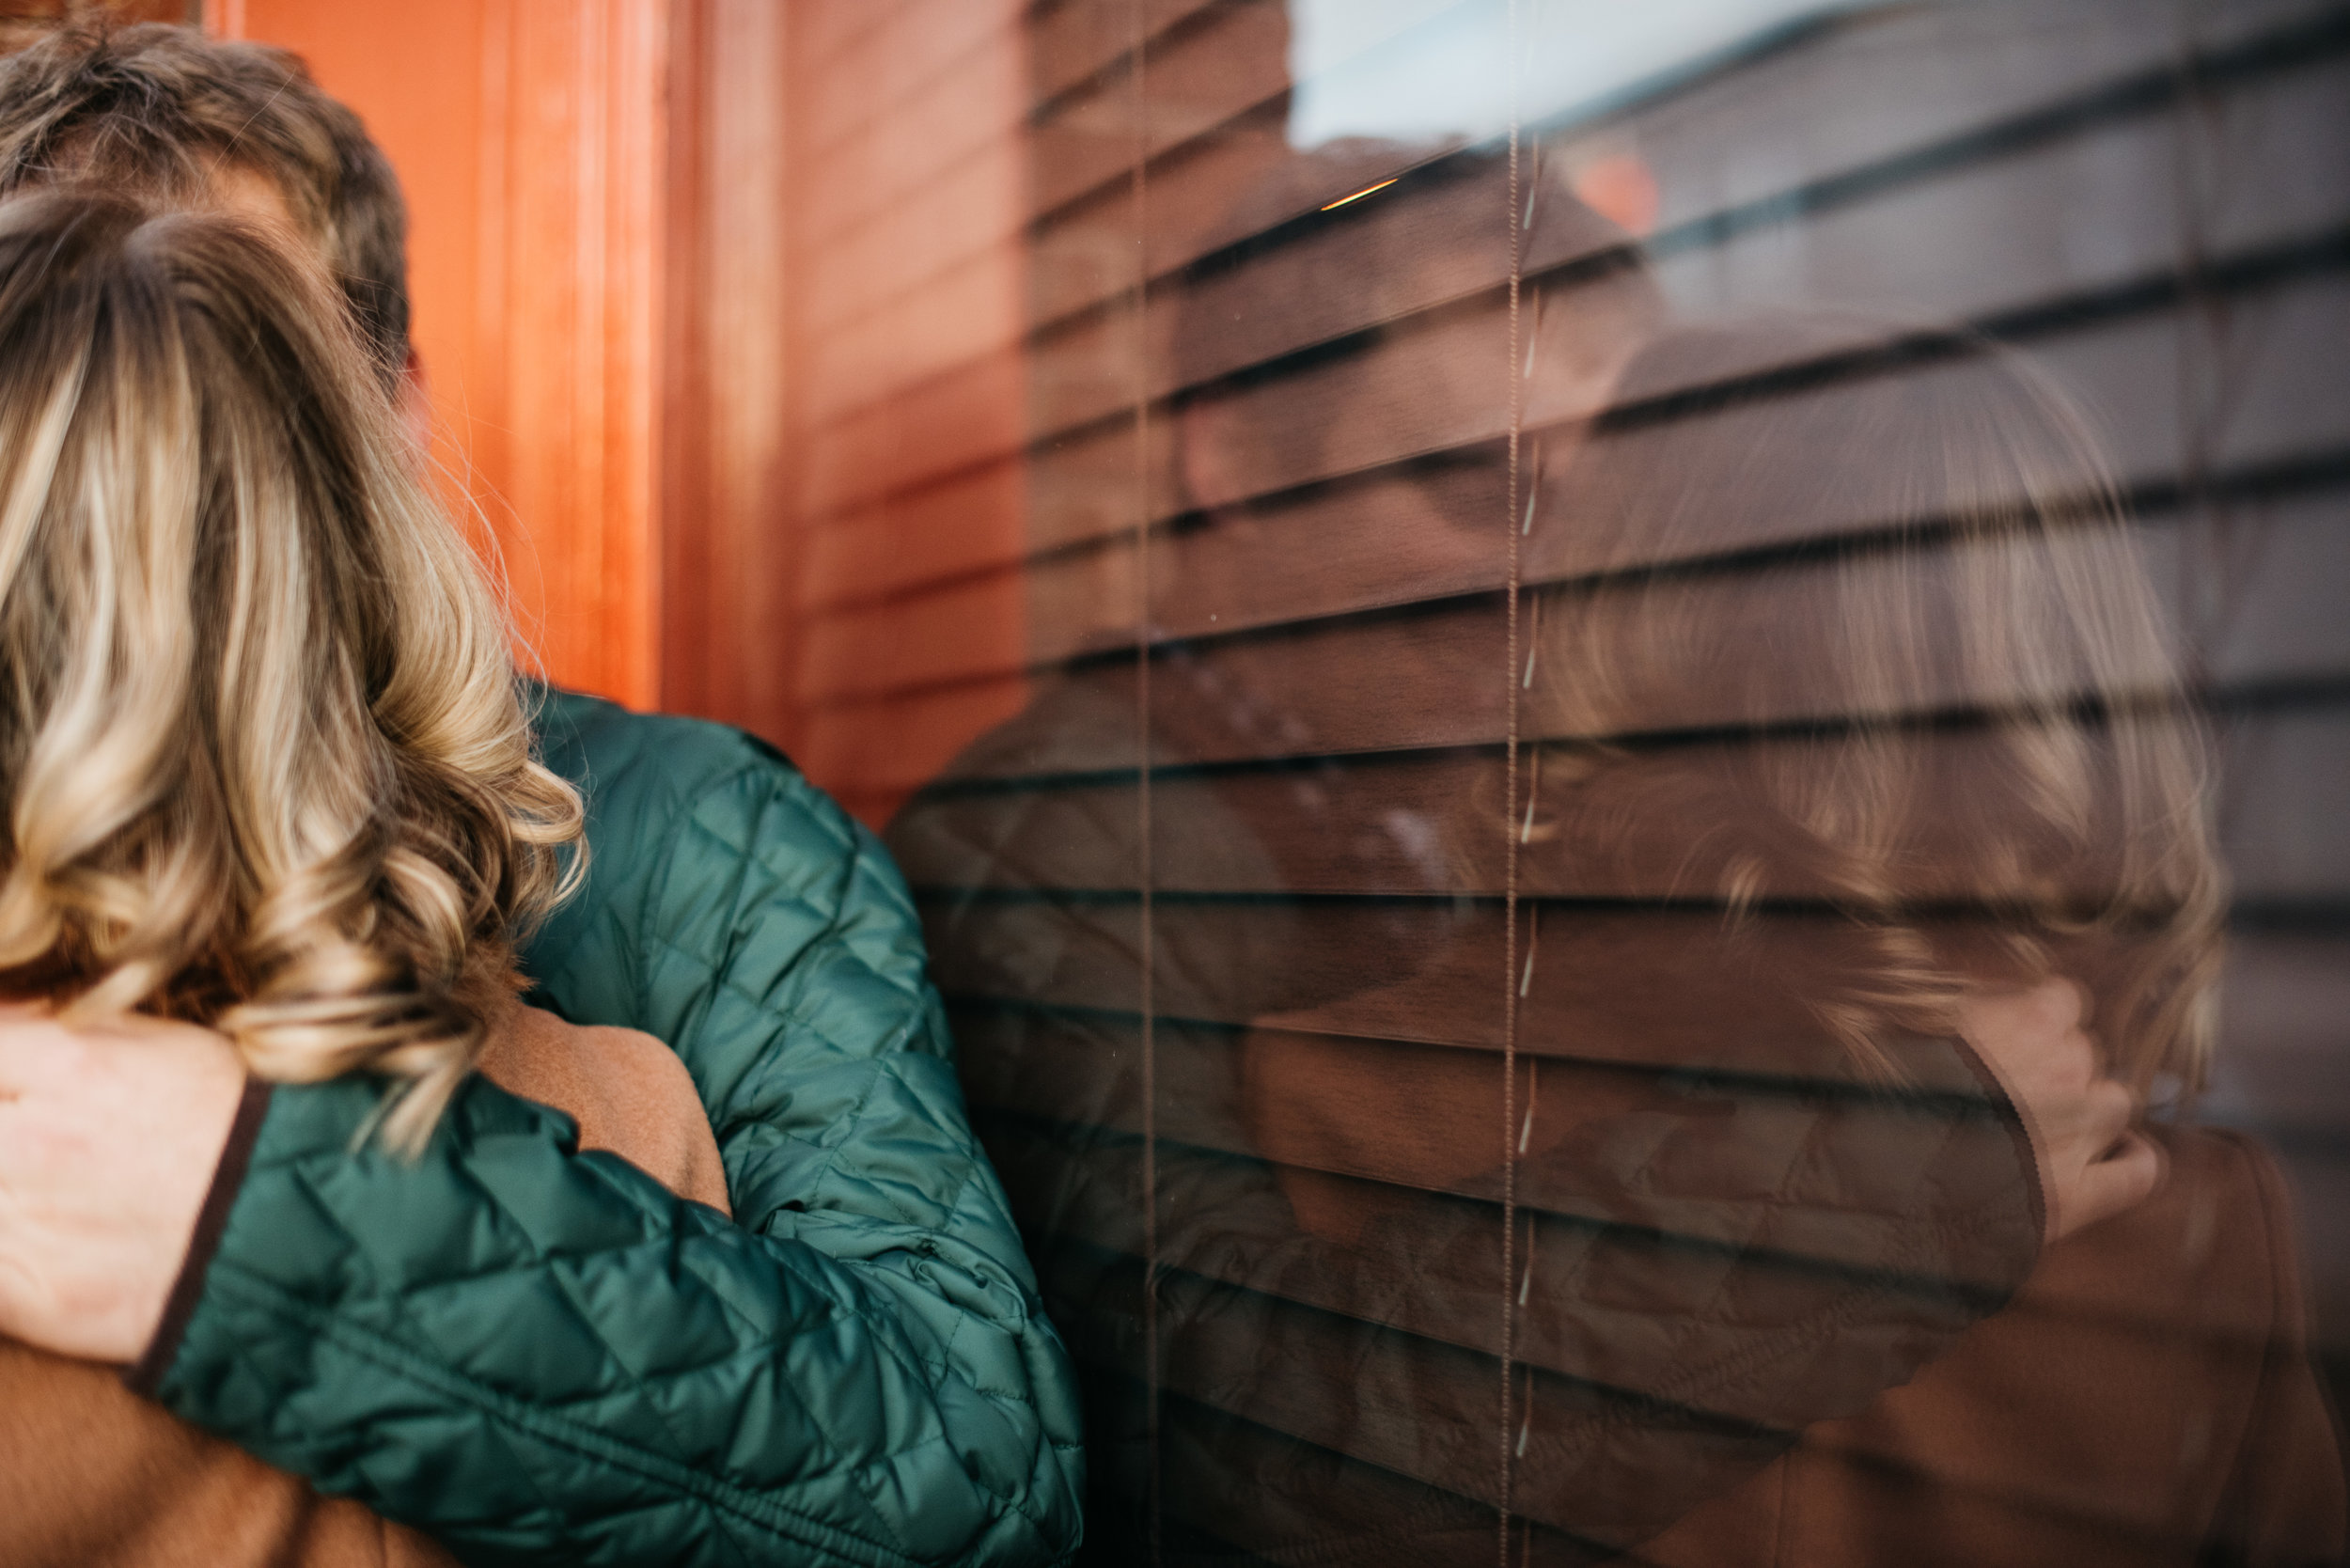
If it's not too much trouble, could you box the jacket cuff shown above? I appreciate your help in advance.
[1945,1032,2051,1254]
[124,1076,275,1397]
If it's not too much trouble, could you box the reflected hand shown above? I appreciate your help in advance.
[1958,978,2161,1244]
[0,1009,245,1363]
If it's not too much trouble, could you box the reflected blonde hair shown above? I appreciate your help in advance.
[1536,321,2222,1092]
[0,192,581,1147]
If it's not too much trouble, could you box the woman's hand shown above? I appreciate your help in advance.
[1958,978,2163,1244]
[0,1010,245,1363]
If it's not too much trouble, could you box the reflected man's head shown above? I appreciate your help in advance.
[0,23,410,386]
[1170,140,1664,564]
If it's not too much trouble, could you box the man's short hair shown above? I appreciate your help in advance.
[0,23,410,377]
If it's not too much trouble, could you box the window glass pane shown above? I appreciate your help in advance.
[856,1,2350,1560]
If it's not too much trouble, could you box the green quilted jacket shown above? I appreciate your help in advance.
[131,689,1086,1566]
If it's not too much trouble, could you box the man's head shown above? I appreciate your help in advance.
[1169,140,1663,526]
[0,22,410,382]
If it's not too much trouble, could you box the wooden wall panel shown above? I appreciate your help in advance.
[784,0,1031,823]
[480,0,666,710]
[658,0,790,739]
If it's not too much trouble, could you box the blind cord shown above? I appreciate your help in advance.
[1131,5,1162,1561]
[1500,0,1528,1560]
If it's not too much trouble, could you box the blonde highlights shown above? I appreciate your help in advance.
[1532,322,2223,1093]
[0,192,581,1148]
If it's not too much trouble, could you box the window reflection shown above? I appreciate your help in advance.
[883,1,2350,1561]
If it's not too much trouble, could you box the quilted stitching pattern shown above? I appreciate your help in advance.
[154,690,1084,1567]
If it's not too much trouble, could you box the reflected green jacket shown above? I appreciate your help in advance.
[134,689,1086,1566]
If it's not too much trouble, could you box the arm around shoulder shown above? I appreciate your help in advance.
[147,699,1085,1567]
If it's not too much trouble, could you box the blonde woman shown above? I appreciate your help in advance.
[1524,320,2342,1565]
[0,191,741,1564]
[0,26,1080,1568]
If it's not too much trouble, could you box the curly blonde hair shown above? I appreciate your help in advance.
[0,191,581,1147]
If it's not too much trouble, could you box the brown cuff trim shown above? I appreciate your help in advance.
[123,1076,274,1398]
[1948,1033,2051,1254]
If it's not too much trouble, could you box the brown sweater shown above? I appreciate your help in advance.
[0,997,730,1568]
[1628,1125,2344,1568]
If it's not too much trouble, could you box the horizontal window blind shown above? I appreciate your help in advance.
[786,0,1035,823]
[805,0,2350,1561]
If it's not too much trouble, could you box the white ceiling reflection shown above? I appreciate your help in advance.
[1287,0,1878,148]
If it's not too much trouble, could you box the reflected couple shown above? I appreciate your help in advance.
[890,137,2342,1566]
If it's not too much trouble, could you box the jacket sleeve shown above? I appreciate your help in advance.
[139,699,1086,1568]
